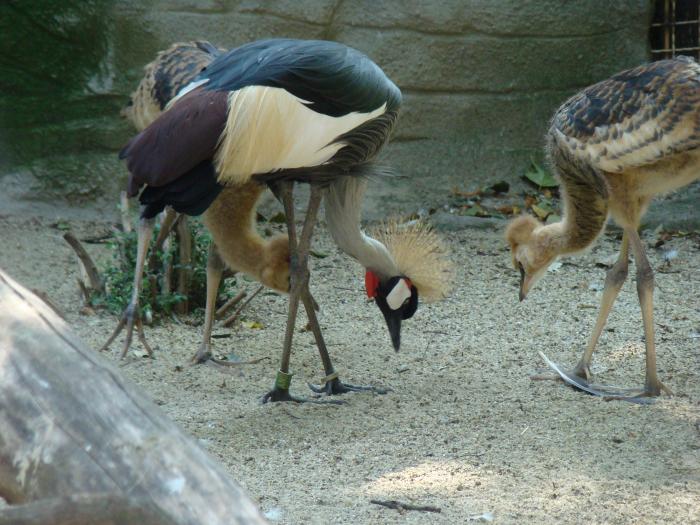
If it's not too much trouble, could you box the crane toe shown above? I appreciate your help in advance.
[100,302,153,359]
[307,377,390,396]
[260,386,345,404]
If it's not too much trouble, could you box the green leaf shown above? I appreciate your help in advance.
[524,161,558,188]
[269,212,287,224]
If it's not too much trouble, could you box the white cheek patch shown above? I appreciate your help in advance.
[386,279,412,311]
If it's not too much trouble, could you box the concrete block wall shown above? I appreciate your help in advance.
[0,0,652,216]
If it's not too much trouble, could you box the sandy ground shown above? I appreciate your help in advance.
[0,209,699,524]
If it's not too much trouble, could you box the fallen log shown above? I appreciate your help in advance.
[0,268,267,525]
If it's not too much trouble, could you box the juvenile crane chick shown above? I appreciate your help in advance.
[507,57,700,401]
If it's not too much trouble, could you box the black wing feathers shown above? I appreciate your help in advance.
[139,160,223,218]
[200,39,401,117]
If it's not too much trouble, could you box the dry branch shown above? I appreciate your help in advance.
[0,268,267,525]
[62,232,104,296]
[370,499,441,513]
[119,191,132,233]
[216,290,247,319]
[175,216,192,315]
[222,285,264,327]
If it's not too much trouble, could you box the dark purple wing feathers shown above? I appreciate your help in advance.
[122,89,228,197]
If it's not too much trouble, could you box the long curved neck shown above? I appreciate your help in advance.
[545,140,610,255]
[202,183,266,277]
[324,177,399,278]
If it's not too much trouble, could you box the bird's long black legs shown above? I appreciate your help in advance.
[303,289,388,396]
[262,183,383,402]
[100,217,155,358]
[191,244,225,364]
[262,182,324,403]
[572,233,630,381]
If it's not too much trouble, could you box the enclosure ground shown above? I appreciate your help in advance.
[1,212,698,524]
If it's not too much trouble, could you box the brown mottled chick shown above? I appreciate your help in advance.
[122,40,223,131]
[506,57,700,401]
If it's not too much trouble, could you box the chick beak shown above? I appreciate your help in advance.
[518,265,528,302]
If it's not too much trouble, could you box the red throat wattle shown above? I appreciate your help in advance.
[365,270,379,298]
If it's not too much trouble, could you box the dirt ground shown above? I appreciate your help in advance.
[0,208,698,524]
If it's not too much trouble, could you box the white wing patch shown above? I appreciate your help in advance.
[215,86,386,184]
[167,78,210,109]
[386,278,411,311]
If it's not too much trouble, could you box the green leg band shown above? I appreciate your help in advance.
[275,370,293,390]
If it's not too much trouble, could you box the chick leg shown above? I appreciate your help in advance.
[191,243,225,364]
[543,230,672,403]
[624,229,672,397]
[100,217,154,358]
[572,233,630,381]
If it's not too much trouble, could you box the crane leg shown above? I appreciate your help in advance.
[262,183,340,403]
[191,243,225,364]
[100,217,155,358]
[303,288,389,396]
[147,207,179,273]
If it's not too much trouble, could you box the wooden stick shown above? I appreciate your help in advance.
[63,232,104,294]
[29,288,67,321]
[370,500,441,513]
[215,290,247,319]
[175,217,192,315]
[221,285,264,327]
[119,191,132,233]
[148,208,180,276]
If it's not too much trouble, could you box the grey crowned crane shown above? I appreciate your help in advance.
[120,38,452,402]
[102,41,292,359]
[506,57,700,401]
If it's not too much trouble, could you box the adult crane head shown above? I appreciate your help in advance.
[364,272,418,351]
[360,220,453,352]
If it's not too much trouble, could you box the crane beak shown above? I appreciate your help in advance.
[380,307,403,351]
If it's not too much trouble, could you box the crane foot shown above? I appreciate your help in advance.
[538,351,670,404]
[260,387,344,404]
[100,304,153,359]
[308,377,390,396]
[190,342,212,364]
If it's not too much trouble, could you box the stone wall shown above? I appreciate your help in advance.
[0,0,652,217]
